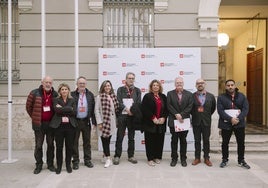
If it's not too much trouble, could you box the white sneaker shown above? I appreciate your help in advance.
[104,157,112,168]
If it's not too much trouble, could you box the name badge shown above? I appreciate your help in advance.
[43,106,51,112]
[79,106,86,112]
[62,117,69,123]
[198,106,204,112]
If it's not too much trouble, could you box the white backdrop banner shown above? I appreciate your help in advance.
[98,48,201,151]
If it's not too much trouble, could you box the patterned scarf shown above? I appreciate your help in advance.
[100,93,119,137]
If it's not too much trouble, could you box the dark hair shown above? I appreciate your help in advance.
[225,79,235,85]
[99,80,115,94]
[125,72,135,79]
[149,79,163,93]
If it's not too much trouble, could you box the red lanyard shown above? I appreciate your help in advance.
[231,94,235,109]
[126,86,133,98]
[43,90,52,105]
[195,92,206,106]
[79,92,85,106]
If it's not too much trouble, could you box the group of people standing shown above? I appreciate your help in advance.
[26,72,250,175]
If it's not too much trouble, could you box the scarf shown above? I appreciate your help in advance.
[100,93,119,137]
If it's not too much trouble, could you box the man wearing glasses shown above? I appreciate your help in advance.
[113,72,142,165]
[191,78,216,167]
[71,76,96,170]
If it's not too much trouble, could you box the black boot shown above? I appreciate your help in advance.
[55,167,62,174]
[56,163,62,174]
[66,165,72,173]
[33,164,42,174]
[47,164,56,172]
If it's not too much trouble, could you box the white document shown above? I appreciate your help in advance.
[122,98,134,114]
[174,118,191,132]
[224,109,240,117]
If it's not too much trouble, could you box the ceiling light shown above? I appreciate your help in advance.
[218,33,229,47]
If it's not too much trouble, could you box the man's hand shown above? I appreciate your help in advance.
[231,117,239,125]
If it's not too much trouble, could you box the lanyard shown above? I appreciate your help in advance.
[126,86,134,98]
[195,92,206,106]
[231,94,235,109]
[79,92,85,106]
[43,90,52,105]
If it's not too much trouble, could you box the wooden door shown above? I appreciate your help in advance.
[247,48,263,124]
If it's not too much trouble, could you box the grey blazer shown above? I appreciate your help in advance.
[167,89,193,128]
[49,97,78,128]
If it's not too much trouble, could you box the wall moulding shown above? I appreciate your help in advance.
[18,0,33,12]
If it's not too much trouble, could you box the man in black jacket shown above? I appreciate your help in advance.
[167,77,193,167]
[71,76,96,170]
[191,78,216,167]
[113,72,141,165]
[217,79,250,169]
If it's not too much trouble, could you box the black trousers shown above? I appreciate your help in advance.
[114,116,135,158]
[192,122,211,159]
[170,127,188,161]
[144,131,165,161]
[101,136,112,157]
[55,123,75,169]
[221,127,245,162]
[34,121,55,166]
[72,119,91,164]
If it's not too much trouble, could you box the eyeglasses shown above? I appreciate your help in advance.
[196,82,205,85]
[127,77,135,80]
[78,83,86,85]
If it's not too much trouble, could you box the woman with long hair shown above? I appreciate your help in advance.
[95,80,119,168]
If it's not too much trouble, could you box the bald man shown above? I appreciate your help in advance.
[191,78,216,167]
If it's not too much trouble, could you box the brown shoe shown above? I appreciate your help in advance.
[192,159,201,165]
[204,159,212,166]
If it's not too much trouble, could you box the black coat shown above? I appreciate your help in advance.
[191,91,216,127]
[141,92,168,133]
[167,89,193,128]
[217,91,249,130]
[71,88,96,125]
[49,97,78,128]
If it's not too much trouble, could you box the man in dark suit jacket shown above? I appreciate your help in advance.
[167,77,193,167]
[191,78,216,167]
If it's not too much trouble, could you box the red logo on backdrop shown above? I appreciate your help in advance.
[122,63,126,67]
[103,54,107,58]
[122,80,126,84]
[160,62,164,67]
[141,54,145,58]
[179,71,184,75]
[103,71,107,76]
[141,88,146,93]
[160,80,165,84]
[141,71,145,75]
[179,54,184,58]
[141,140,145,144]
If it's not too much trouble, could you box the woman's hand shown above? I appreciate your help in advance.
[98,123,103,131]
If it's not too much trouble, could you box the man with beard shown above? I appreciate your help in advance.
[26,76,58,174]
[217,79,250,169]
[191,78,216,167]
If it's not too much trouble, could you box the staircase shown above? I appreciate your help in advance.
[211,134,268,153]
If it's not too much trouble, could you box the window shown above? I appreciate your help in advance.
[0,0,20,81]
[103,0,154,48]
